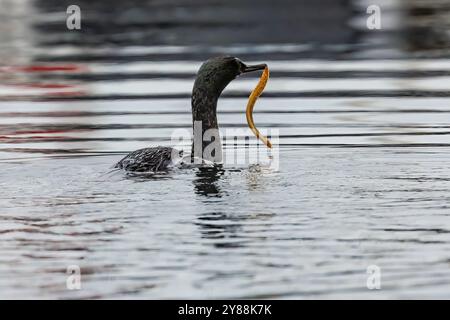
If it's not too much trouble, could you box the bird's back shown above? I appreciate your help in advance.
[114,146,181,172]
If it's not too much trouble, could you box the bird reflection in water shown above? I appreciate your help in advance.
[193,165,275,249]
[193,166,242,248]
[193,165,225,197]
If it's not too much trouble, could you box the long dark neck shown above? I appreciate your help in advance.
[191,86,222,162]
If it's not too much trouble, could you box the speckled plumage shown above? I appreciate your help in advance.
[114,147,182,172]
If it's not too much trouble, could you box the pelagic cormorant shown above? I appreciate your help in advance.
[114,56,266,172]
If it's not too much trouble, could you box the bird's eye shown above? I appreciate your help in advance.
[234,59,245,72]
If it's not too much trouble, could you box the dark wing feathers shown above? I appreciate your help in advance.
[114,146,180,172]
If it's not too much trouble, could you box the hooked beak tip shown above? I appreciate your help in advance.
[242,63,267,73]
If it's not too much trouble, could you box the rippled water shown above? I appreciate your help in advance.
[1,0,450,299]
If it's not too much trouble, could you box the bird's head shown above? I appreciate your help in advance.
[193,56,266,97]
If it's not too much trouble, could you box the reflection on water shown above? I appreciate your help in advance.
[1,0,450,299]
[194,166,225,197]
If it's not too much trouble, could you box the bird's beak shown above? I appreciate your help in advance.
[242,63,267,73]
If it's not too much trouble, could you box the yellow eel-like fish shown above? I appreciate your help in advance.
[246,65,272,148]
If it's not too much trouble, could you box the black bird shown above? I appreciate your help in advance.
[114,56,266,172]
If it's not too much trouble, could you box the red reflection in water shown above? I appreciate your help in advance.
[1,63,87,98]
[1,64,89,140]
[11,65,86,73]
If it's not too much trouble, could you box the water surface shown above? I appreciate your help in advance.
[1,0,450,299]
